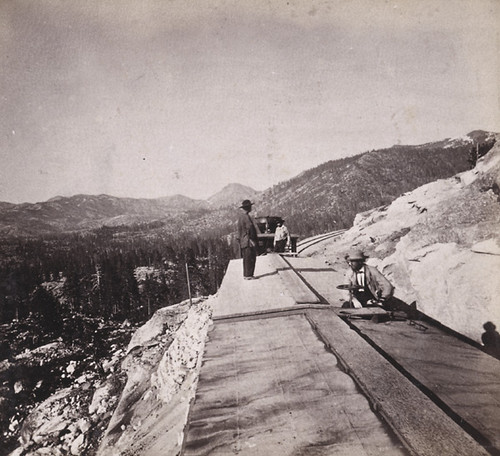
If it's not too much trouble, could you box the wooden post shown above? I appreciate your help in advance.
[185,263,192,306]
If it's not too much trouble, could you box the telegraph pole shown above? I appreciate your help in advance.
[185,262,192,306]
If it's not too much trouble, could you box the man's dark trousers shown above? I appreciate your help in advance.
[274,239,287,253]
[242,246,257,278]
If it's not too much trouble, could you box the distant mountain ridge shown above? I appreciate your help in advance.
[0,194,211,236]
[0,130,496,238]
[0,186,256,237]
[252,130,497,234]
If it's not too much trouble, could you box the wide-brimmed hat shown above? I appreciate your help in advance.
[484,321,496,331]
[346,249,368,261]
[240,199,253,208]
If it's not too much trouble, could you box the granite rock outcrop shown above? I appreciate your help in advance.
[314,136,500,343]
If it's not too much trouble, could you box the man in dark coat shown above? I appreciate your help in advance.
[345,249,394,308]
[237,200,259,280]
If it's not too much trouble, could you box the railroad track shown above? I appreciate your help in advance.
[295,229,347,254]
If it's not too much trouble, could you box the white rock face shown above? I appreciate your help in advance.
[96,297,214,456]
[396,241,500,339]
[318,139,500,343]
[126,301,190,353]
[151,302,212,403]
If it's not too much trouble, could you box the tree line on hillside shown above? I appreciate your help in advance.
[0,228,233,332]
[255,139,496,236]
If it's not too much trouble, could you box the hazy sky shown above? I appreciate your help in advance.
[1,0,498,203]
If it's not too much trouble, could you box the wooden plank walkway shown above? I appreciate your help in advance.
[183,257,495,456]
[213,256,297,319]
[288,255,500,453]
[184,314,407,456]
[351,319,500,452]
[307,310,490,456]
[266,254,321,304]
[283,256,347,306]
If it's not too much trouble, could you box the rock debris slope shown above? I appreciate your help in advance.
[310,137,500,343]
[96,297,213,456]
[7,297,213,456]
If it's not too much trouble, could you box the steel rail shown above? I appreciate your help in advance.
[296,229,347,254]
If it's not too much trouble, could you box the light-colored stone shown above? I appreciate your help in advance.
[77,418,91,434]
[471,238,500,255]
[70,433,86,455]
[14,381,23,394]
[66,360,77,375]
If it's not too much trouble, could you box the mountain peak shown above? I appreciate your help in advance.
[466,130,498,142]
[208,183,259,208]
